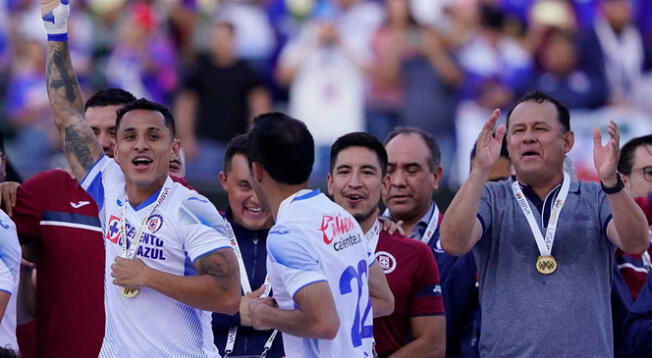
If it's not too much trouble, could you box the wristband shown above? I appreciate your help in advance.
[601,173,624,195]
[42,0,70,42]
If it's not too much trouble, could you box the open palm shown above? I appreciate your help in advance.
[593,121,620,182]
[474,109,506,171]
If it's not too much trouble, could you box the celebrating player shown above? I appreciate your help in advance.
[42,1,240,356]
[246,113,393,357]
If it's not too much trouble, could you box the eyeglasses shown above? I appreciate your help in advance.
[632,166,652,182]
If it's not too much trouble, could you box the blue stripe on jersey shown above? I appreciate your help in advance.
[0,289,12,295]
[159,301,204,356]
[267,233,321,271]
[42,211,102,227]
[192,246,231,264]
[132,186,162,211]
[292,189,320,202]
[302,337,320,358]
[292,279,328,298]
[86,173,105,210]
[184,255,198,276]
[80,155,105,185]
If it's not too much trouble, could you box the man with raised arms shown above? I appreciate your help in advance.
[440,91,649,357]
[246,113,393,357]
[41,0,240,356]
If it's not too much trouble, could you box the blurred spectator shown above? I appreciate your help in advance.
[175,21,270,184]
[367,0,462,154]
[276,0,380,180]
[580,0,652,108]
[457,3,533,109]
[528,28,608,109]
[6,39,54,179]
[105,2,178,104]
[218,0,276,66]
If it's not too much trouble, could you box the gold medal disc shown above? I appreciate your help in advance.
[536,255,557,275]
[121,287,140,298]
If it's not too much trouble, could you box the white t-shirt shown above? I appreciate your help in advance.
[267,189,375,358]
[0,209,20,352]
[81,156,231,358]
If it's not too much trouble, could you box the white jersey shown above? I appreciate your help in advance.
[267,189,375,358]
[81,156,231,358]
[0,210,20,352]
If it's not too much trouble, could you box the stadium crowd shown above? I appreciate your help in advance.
[0,0,650,357]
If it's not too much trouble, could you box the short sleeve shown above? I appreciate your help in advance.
[267,226,327,298]
[178,195,232,262]
[0,213,20,293]
[13,172,50,244]
[80,155,121,211]
[477,184,493,238]
[410,243,445,316]
[0,260,12,294]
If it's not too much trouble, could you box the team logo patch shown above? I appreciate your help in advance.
[375,251,397,274]
[106,215,121,243]
[147,214,164,233]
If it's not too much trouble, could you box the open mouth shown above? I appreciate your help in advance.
[132,156,153,168]
[244,206,263,214]
[345,193,365,204]
[521,151,540,159]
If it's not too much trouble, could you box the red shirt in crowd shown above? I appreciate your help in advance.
[372,231,445,357]
[616,196,652,300]
[14,170,104,358]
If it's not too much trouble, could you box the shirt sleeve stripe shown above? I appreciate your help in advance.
[291,279,328,299]
[191,246,232,263]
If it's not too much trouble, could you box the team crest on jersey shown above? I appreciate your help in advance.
[147,214,164,233]
[433,237,445,254]
[375,251,397,274]
[106,215,121,243]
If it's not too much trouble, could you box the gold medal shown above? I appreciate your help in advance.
[121,287,140,298]
[536,255,557,275]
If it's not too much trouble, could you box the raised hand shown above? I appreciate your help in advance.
[42,0,70,41]
[473,109,506,172]
[593,121,621,186]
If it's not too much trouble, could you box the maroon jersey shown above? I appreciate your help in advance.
[616,196,652,300]
[13,170,104,358]
[373,231,445,357]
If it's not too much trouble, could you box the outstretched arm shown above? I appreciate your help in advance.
[43,0,103,181]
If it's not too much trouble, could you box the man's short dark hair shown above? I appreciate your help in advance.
[224,134,248,173]
[330,132,388,176]
[115,98,176,137]
[384,127,441,170]
[84,88,136,111]
[506,91,571,133]
[618,134,652,175]
[247,112,314,185]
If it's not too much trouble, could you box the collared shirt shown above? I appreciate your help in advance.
[408,204,435,242]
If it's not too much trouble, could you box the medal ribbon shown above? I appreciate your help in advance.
[511,172,570,256]
[224,220,274,357]
[365,220,383,252]
[120,178,173,259]
[421,205,440,244]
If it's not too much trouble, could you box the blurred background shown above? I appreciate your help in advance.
[1,0,652,208]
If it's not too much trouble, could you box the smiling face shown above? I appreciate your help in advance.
[507,100,573,185]
[328,146,386,224]
[220,154,274,230]
[114,109,178,189]
[383,133,441,222]
[86,104,123,158]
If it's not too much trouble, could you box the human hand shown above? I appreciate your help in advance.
[0,182,20,217]
[42,0,70,41]
[472,109,506,173]
[593,121,620,186]
[111,257,150,289]
[240,285,266,326]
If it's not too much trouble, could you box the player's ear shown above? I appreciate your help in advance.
[114,147,120,165]
[170,138,181,158]
[327,172,334,196]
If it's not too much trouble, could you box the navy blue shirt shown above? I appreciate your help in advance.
[211,209,284,357]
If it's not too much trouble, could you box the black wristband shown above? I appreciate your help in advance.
[601,173,624,194]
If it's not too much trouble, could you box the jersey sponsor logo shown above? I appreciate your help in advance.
[70,201,91,208]
[433,284,442,294]
[106,215,121,243]
[0,220,9,230]
[147,214,164,233]
[375,251,397,274]
[319,214,355,245]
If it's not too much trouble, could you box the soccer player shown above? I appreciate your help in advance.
[441,92,649,357]
[42,1,241,356]
[246,113,393,357]
[212,134,284,357]
[328,132,445,358]
[9,88,135,358]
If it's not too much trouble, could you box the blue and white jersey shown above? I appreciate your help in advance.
[267,189,375,358]
[81,156,231,358]
[0,209,20,351]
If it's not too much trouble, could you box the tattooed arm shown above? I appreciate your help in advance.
[44,2,103,182]
[111,248,241,313]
